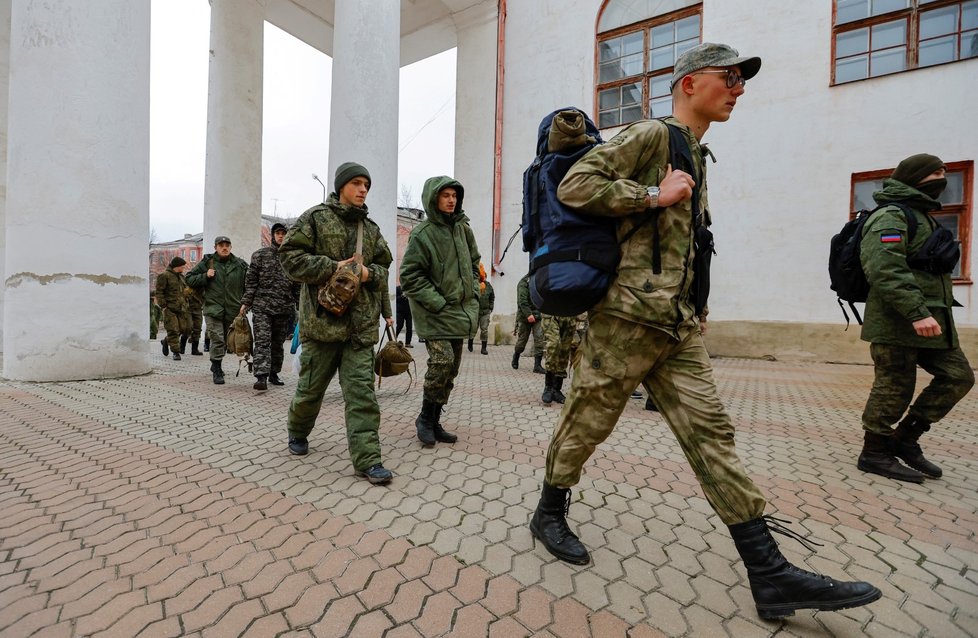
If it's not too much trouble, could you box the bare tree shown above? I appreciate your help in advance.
[149,226,159,245]
[398,183,416,208]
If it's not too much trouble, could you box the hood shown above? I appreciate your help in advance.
[325,193,370,222]
[421,176,465,225]
[873,178,943,214]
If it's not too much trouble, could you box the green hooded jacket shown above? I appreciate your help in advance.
[860,178,958,348]
[479,280,495,315]
[155,267,189,313]
[185,252,249,319]
[278,196,392,346]
[516,274,541,323]
[399,176,481,339]
[556,117,710,336]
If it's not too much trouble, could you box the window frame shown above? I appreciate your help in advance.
[594,3,703,129]
[850,160,974,283]
[832,0,978,85]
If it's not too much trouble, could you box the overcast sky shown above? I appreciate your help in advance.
[150,1,456,243]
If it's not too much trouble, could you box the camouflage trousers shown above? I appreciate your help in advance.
[862,343,974,435]
[252,311,292,376]
[423,339,464,405]
[288,339,382,471]
[190,310,203,342]
[204,314,231,362]
[478,313,491,343]
[545,312,767,525]
[543,315,576,378]
[162,308,191,352]
[514,319,544,356]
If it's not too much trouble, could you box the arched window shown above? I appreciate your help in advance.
[596,0,702,128]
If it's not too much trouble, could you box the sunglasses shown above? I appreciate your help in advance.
[691,69,747,88]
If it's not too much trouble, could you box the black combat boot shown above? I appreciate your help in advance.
[172,351,181,361]
[179,335,188,355]
[512,349,522,369]
[431,403,457,443]
[254,375,268,391]
[481,341,488,355]
[211,359,225,385]
[892,417,942,478]
[729,517,882,619]
[161,339,169,356]
[415,398,437,447]
[533,354,545,374]
[541,372,555,405]
[268,372,285,386]
[191,340,203,356]
[529,482,590,565]
[645,397,658,412]
[552,375,566,404]
[857,431,924,483]
[467,338,474,352]
[204,336,210,352]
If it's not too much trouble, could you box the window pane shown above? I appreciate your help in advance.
[675,15,699,41]
[650,95,673,118]
[965,0,978,29]
[599,87,620,109]
[621,105,642,125]
[622,31,644,56]
[622,52,644,77]
[871,20,906,48]
[599,111,620,128]
[837,0,869,24]
[869,0,907,16]
[836,54,869,82]
[598,0,699,32]
[920,6,958,39]
[963,30,978,58]
[650,45,675,71]
[621,82,642,105]
[599,38,619,62]
[650,75,671,98]
[837,28,869,57]
[650,23,674,48]
[939,171,965,204]
[919,34,957,65]
[676,38,698,57]
[870,46,906,74]
[853,180,883,211]
[600,61,624,83]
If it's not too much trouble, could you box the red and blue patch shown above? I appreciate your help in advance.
[880,233,903,243]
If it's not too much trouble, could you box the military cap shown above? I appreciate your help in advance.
[671,42,761,90]
[169,256,187,268]
[214,236,231,246]
[271,222,288,234]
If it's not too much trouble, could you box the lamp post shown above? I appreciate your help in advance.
[312,174,326,203]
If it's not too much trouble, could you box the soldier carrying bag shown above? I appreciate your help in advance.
[318,221,364,316]
[374,324,414,389]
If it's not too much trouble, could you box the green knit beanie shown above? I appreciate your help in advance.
[334,162,371,194]
[891,153,945,188]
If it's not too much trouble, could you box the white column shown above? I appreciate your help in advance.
[328,0,399,292]
[203,0,264,262]
[0,0,10,356]
[2,0,150,381]
[453,4,498,271]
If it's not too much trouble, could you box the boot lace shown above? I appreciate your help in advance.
[763,515,823,554]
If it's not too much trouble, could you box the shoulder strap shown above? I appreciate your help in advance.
[354,221,364,265]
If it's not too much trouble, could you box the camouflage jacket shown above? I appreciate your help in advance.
[242,244,298,316]
[516,274,541,323]
[185,253,249,319]
[557,116,709,337]
[479,280,495,315]
[860,179,957,348]
[400,176,481,340]
[279,196,392,346]
[155,268,189,313]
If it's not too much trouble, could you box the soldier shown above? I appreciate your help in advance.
[857,153,974,482]
[279,162,394,485]
[186,283,204,356]
[241,223,299,391]
[185,236,249,384]
[540,314,576,405]
[155,257,191,360]
[149,293,163,341]
[528,43,881,620]
[474,262,494,355]
[400,176,481,447]
[395,285,413,347]
[513,273,545,373]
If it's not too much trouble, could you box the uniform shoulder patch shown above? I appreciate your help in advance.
[880,233,902,243]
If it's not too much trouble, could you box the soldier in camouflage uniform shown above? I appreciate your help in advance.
[241,223,299,391]
[513,273,545,373]
[186,286,204,355]
[155,257,191,360]
[400,176,481,448]
[529,43,881,620]
[149,293,163,341]
[857,154,974,483]
[279,163,394,485]
[540,314,575,405]
[473,263,494,355]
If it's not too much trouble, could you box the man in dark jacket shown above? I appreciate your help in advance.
[185,236,249,384]
[513,273,544,372]
[155,257,191,360]
[474,262,494,355]
[241,223,298,391]
[279,162,394,485]
[400,176,481,447]
[395,285,413,347]
[857,153,974,483]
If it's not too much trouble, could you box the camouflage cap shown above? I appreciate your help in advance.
[671,42,761,90]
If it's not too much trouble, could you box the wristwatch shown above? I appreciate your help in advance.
[646,186,660,209]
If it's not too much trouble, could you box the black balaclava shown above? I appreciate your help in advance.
[892,153,946,199]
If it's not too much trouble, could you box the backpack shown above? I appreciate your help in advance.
[225,313,254,376]
[522,109,712,317]
[828,202,918,327]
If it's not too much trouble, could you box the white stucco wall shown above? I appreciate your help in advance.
[482,0,978,333]
[0,1,10,355]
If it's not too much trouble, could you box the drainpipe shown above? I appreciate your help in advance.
[491,0,506,274]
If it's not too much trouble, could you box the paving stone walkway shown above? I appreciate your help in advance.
[1,345,975,637]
